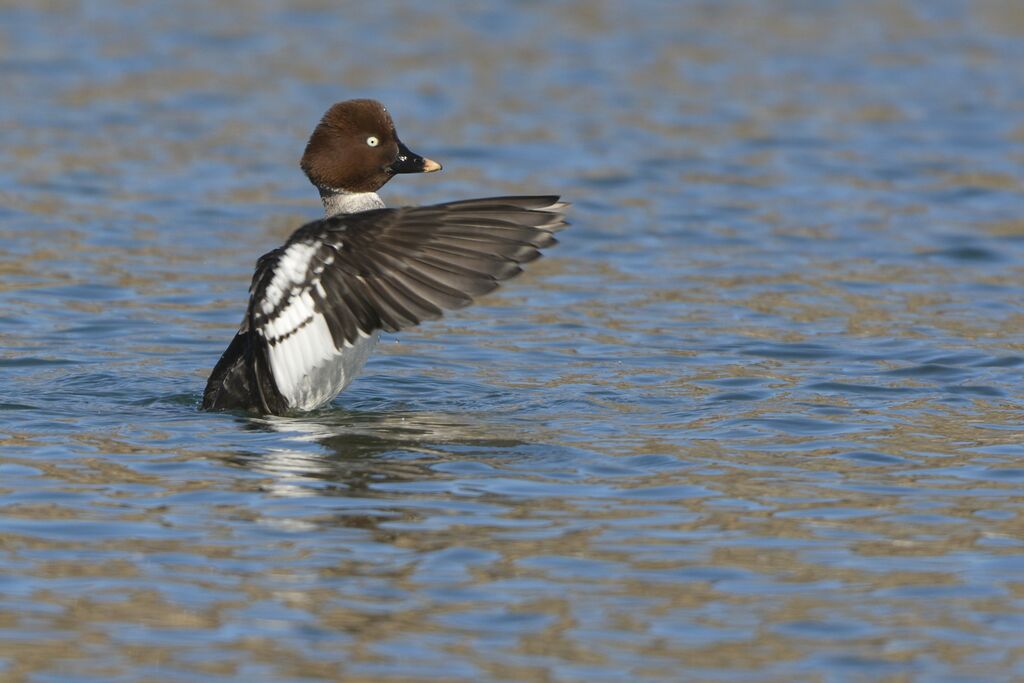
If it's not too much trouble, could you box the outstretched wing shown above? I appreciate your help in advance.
[245,195,568,412]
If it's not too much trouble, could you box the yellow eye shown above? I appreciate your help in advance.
[366,136,379,147]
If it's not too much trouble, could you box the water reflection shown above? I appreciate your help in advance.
[229,408,528,499]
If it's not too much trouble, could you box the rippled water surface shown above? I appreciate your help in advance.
[2,1,1024,681]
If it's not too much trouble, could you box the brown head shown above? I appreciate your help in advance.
[299,99,441,194]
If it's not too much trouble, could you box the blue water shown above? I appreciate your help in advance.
[2,1,1024,681]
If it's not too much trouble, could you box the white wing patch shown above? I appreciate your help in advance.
[261,241,319,315]
[254,238,378,411]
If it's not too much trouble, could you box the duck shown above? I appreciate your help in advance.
[201,99,567,415]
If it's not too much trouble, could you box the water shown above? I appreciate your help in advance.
[2,1,1024,681]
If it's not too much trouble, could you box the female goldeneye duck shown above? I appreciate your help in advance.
[201,99,568,415]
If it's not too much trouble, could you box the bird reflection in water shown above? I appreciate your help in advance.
[222,408,527,501]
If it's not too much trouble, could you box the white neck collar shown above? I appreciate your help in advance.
[319,189,386,217]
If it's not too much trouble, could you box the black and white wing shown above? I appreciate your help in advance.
[202,195,568,414]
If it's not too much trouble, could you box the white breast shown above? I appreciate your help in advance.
[259,278,381,412]
[271,328,379,412]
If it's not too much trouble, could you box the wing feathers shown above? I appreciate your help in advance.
[238,195,567,410]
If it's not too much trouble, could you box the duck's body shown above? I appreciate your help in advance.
[201,100,566,415]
